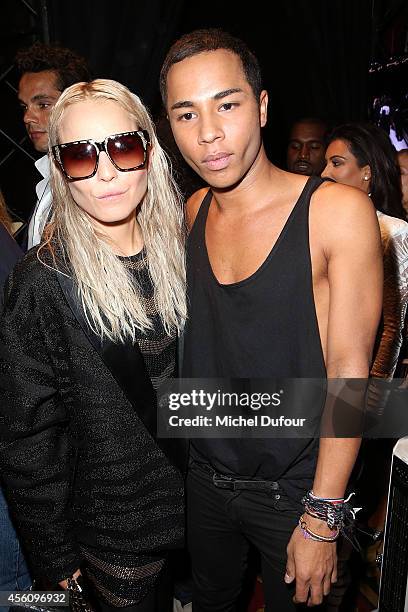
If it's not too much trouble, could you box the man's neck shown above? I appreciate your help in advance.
[211,152,283,216]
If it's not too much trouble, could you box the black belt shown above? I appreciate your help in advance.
[194,461,279,492]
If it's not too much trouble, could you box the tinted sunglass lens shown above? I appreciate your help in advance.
[108,134,145,169]
[60,142,97,178]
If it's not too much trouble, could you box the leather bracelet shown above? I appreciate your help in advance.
[299,514,340,542]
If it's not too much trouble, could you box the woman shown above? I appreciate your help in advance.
[0,79,186,611]
[322,122,408,606]
[322,122,408,380]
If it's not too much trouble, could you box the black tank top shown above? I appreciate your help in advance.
[183,176,327,501]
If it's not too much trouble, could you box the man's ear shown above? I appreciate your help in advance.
[259,90,268,127]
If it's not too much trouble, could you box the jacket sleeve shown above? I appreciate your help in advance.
[0,258,82,583]
[370,229,408,379]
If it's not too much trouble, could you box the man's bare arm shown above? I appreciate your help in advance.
[286,184,383,606]
[314,185,382,496]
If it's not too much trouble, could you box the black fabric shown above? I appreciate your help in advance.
[56,271,187,474]
[96,589,156,612]
[0,224,23,310]
[183,177,327,501]
[186,462,326,612]
[47,0,185,113]
[0,248,184,584]
[93,564,173,612]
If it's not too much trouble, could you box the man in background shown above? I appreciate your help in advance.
[16,41,90,249]
[286,117,328,176]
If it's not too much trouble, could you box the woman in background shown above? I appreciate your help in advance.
[323,122,408,380]
[0,80,186,612]
[322,122,408,609]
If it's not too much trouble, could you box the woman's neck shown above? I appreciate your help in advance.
[94,213,144,256]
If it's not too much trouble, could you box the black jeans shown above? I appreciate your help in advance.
[187,462,324,612]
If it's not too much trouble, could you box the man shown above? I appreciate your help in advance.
[287,117,328,176]
[160,29,383,610]
[15,41,90,249]
[397,148,408,218]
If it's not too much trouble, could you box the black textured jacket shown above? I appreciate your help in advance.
[0,223,23,311]
[0,248,185,583]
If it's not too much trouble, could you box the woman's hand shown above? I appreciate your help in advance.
[58,569,81,590]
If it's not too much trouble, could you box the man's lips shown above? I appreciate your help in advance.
[29,130,46,140]
[202,152,231,171]
[295,160,312,168]
[294,161,313,174]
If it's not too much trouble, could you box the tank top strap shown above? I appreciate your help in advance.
[295,175,325,212]
[191,177,329,247]
[191,189,212,232]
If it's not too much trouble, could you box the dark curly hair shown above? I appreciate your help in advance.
[160,28,262,106]
[328,122,405,219]
[15,41,90,92]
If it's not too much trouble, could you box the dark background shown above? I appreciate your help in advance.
[0,0,407,222]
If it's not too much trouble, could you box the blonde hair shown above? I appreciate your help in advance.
[41,79,186,342]
[0,190,13,234]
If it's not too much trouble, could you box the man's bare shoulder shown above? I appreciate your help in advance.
[311,181,380,229]
[313,180,376,217]
[186,187,210,230]
[311,181,381,253]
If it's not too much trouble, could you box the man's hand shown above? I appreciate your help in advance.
[58,569,81,590]
[285,519,337,606]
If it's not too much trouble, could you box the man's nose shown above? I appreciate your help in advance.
[24,106,39,126]
[197,112,223,145]
[299,143,310,159]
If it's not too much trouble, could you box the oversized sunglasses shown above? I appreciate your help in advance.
[52,130,150,181]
